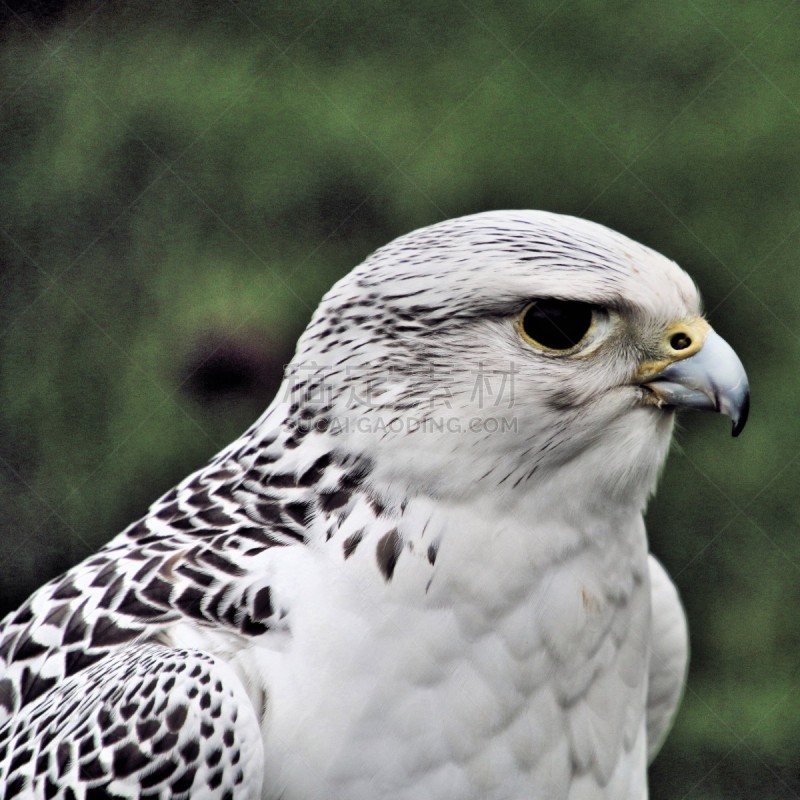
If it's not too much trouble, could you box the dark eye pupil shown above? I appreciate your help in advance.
[522,300,594,350]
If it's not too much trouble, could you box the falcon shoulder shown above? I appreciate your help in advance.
[0,644,263,799]
[646,554,689,762]
[0,425,327,796]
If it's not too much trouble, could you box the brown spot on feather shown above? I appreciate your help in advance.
[581,588,602,614]
[342,529,364,559]
[376,529,402,581]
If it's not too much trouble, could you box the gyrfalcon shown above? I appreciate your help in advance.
[0,210,749,799]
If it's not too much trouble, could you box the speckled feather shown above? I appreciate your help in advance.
[0,210,694,799]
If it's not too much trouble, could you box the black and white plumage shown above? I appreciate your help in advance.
[0,211,749,799]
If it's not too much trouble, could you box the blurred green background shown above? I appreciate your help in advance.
[1,1,798,796]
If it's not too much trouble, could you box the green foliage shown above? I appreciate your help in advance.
[1,2,798,796]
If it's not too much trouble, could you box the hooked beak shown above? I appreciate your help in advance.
[641,329,750,437]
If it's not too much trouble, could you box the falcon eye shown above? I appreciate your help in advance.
[518,300,595,352]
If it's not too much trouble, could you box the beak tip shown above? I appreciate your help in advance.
[729,390,750,438]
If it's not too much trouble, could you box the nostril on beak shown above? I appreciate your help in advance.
[670,332,692,351]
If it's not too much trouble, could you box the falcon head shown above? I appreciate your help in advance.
[287,210,749,507]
